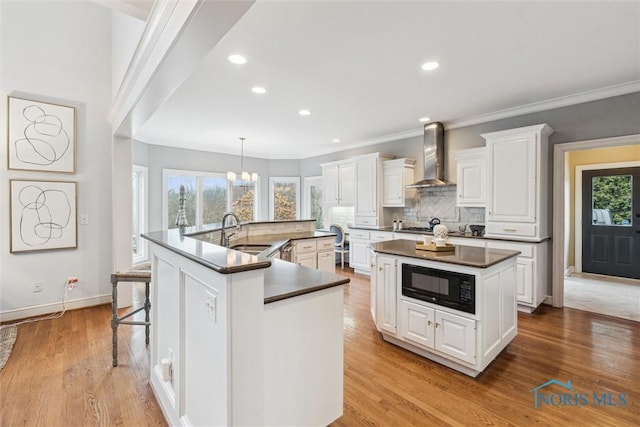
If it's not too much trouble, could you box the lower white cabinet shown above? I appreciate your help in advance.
[292,237,335,273]
[375,255,397,334]
[350,229,394,275]
[399,300,476,365]
[485,239,547,311]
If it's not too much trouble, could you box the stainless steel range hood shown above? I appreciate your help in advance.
[406,121,453,188]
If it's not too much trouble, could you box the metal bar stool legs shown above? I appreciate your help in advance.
[111,270,152,367]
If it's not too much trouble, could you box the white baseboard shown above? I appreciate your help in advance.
[0,294,111,323]
[543,296,553,306]
[564,266,575,277]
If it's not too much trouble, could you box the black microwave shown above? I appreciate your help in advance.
[401,263,475,314]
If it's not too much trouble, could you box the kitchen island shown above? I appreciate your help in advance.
[142,226,348,427]
[370,239,519,377]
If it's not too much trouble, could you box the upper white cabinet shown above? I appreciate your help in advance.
[353,153,394,227]
[383,158,416,207]
[482,124,553,240]
[321,160,355,206]
[455,148,486,207]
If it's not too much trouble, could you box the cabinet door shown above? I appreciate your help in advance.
[399,300,435,349]
[375,255,397,334]
[349,239,371,271]
[339,163,355,204]
[383,166,403,206]
[295,252,317,269]
[435,310,476,365]
[486,133,536,223]
[317,250,335,273]
[457,160,485,206]
[516,258,533,304]
[355,157,377,217]
[322,165,340,205]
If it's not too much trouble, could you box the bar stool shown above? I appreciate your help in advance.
[111,268,151,367]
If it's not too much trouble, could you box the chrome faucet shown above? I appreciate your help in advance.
[220,212,241,247]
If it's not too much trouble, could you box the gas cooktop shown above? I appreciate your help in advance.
[402,226,433,232]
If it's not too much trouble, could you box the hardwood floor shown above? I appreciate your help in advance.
[2,271,638,426]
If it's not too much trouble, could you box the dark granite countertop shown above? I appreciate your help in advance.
[264,258,350,304]
[142,229,348,304]
[371,239,520,268]
[143,230,272,274]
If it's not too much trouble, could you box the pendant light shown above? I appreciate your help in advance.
[227,137,258,184]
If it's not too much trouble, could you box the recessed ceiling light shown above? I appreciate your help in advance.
[251,86,266,94]
[332,138,340,143]
[421,61,439,71]
[228,54,247,65]
[419,117,431,123]
[299,109,311,116]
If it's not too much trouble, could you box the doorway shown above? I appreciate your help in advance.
[552,134,640,308]
[581,167,639,279]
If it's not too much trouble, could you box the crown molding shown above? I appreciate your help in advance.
[445,81,640,130]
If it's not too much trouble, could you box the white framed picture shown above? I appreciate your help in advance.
[10,180,77,253]
[7,96,76,173]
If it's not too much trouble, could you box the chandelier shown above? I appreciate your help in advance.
[227,137,258,184]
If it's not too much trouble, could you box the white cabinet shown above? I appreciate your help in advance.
[455,147,486,207]
[482,124,553,240]
[485,239,548,312]
[317,250,335,273]
[383,158,416,207]
[353,153,394,227]
[399,300,475,365]
[399,300,435,348]
[434,310,476,365]
[349,229,394,275]
[320,160,355,206]
[374,255,397,335]
[292,238,335,273]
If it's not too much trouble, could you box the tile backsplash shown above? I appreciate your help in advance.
[392,186,485,230]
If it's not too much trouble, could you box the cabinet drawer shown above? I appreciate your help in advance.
[485,240,534,258]
[349,229,370,240]
[316,238,335,250]
[293,240,317,253]
[355,216,378,227]
[371,232,394,242]
[485,222,537,238]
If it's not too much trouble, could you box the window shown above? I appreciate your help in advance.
[303,176,323,229]
[163,169,259,228]
[132,165,148,264]
[269,177,300,221]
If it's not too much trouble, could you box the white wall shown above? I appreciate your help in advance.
[1,1,114,320]
[111,10,145,100]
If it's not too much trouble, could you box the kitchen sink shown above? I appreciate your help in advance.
[230,244,271,255]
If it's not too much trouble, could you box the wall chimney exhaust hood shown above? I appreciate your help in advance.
[406,121,454,188]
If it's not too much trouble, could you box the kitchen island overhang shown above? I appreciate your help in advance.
[142,228,348,427]
[370,239,520,378]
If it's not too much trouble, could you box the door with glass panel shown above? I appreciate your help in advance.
[582,167,639,278]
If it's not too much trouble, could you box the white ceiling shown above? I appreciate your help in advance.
[133,1,640,159]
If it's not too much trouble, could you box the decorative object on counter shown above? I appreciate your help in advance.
[429,217,441,229]
[470,224,485,236]
[393,218,398,231]
[330,224,350,269]
[175,184,189,230]
[397,219,403,230]
[432,224,449,247]
[458,224,468,233]
[227,137,258,190]
[415,240,455,252]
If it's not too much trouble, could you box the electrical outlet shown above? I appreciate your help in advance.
[33,281,43,293]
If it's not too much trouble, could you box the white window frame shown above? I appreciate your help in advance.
[133,164,148,265]
[268,177,301,221]
[162,168,260,228]
[303,176,324,227]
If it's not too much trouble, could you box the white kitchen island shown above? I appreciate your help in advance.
[371,239,520,377]
[143,229,348,426]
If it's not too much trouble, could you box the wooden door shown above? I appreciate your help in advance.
[582,167,640,279]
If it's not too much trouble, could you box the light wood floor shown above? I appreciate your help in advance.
[2,269,639,426]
